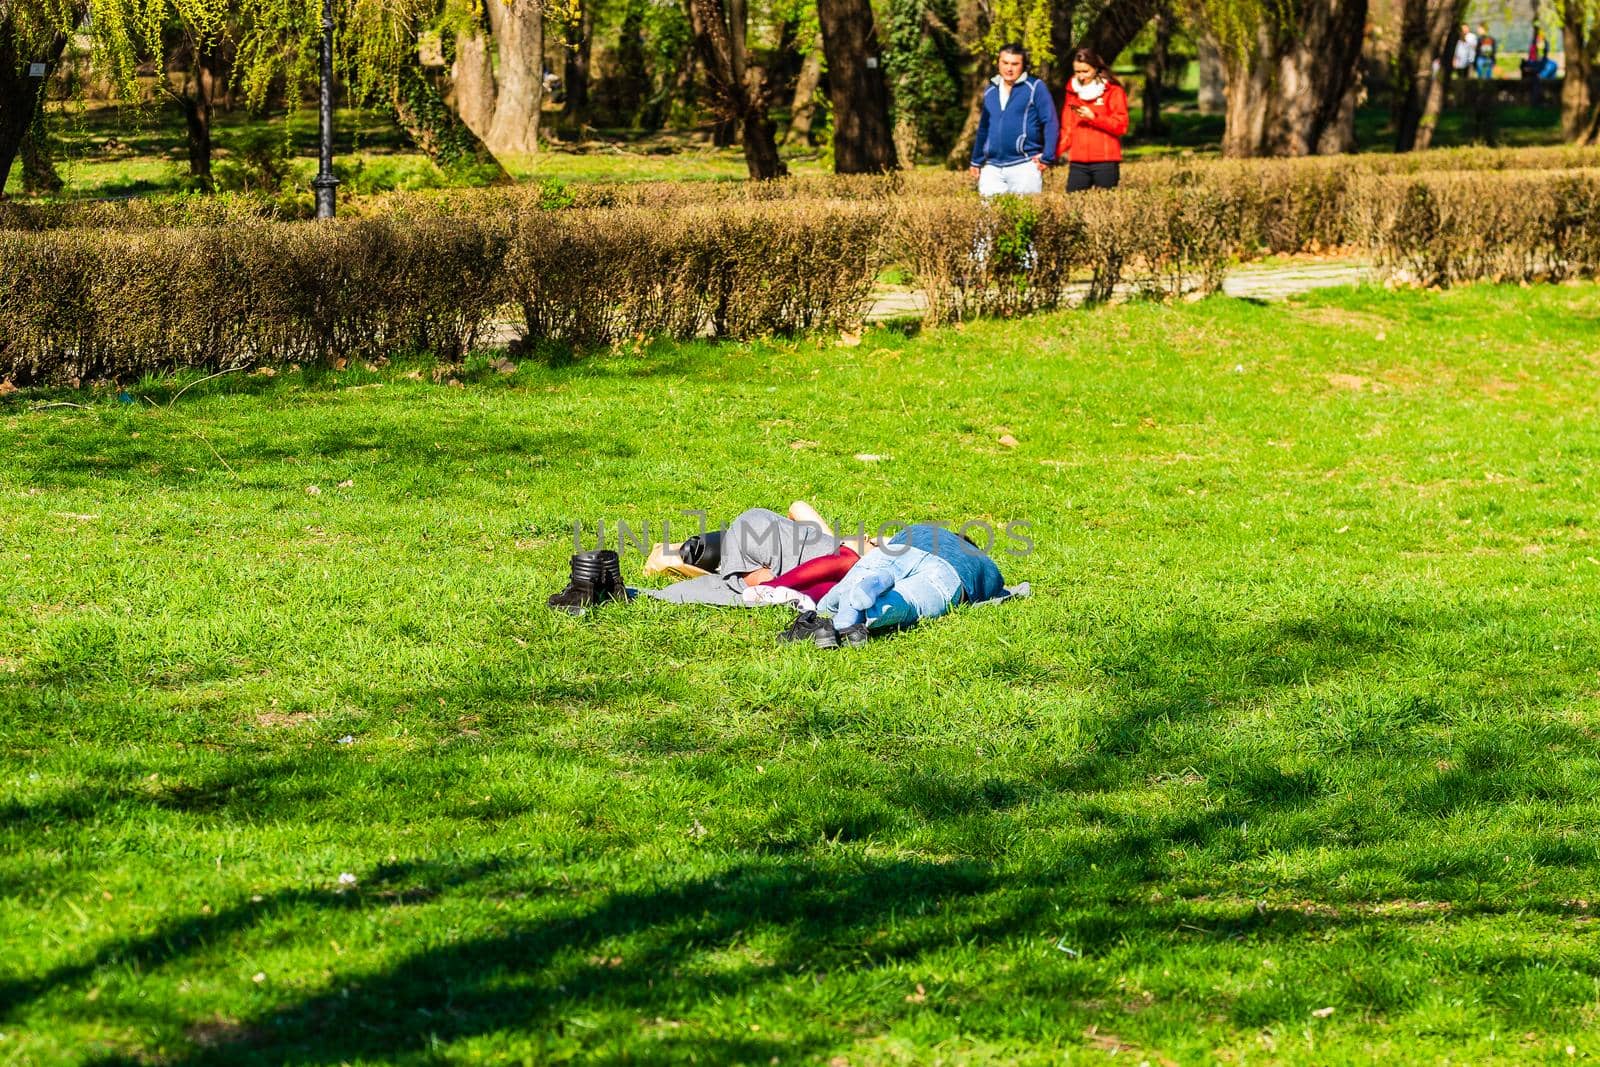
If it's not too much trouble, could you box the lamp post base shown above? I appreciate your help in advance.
[312,174,340,220]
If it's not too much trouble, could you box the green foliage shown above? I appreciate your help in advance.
[981,0,1052,67]
[988,192,1038,275]
[213,124,292,191]
[535,175,576,209]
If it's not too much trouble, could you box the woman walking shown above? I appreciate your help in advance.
[1057,48,1128,192]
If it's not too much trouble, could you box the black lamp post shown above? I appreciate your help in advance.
[311,0,339,218]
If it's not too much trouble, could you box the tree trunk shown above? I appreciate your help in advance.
[1139,5,1170,136]
[169,34,220,186]
[484,0,544,156]
[616,1,651,125]
[451,30,498,138]
[1393,0,1463,151]
[1080,0,1165,63]
[20,116,63,194]
[784,36,823,144]
[1562,6,1600,144]
[1042,0,1075,90]
[0,14,72,199]
[1217,0,1369,157]
[689,0,787,177]
[564,1,593,118]
[818,0,898,172]
[1196,35,1225,113]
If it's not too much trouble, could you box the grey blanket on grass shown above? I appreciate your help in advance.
[631,579,1032,608]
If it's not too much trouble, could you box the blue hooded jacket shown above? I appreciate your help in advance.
[970,73,1060,169]
[891,524,1006,604]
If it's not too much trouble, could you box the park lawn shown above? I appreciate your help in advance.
[4,283,1600,1064]
[2,102,830,199]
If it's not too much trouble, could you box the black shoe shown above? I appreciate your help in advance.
[779,610,839,649]
[836,622,870,648]
[548,550,626,615]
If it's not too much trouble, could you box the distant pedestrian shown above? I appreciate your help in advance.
[1057,48,1128,192]
[968,43,1059,197]
[1475,24,1497,79]
[1528,25,1557,79]
[1451,22,1477,76]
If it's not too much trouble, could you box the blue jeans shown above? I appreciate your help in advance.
[816,545,964,631]
[1475,57,1495,79]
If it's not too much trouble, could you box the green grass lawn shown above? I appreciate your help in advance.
[3,102,830,199]
[5,283,1600,1064]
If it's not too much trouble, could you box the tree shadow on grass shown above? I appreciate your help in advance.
[54,840,1600,1066]
[7,419,611,490]
[10,600,1600,1060]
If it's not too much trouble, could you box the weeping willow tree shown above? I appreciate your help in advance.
[3,0,302,192]
[2,0,505,198]
[1194,0,1368,156]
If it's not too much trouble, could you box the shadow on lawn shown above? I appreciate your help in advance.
[10,602,1598,1060]
[54,842,1600,1065]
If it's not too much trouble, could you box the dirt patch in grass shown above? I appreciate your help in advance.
[185,1015,256,1048]
[253,710,314,729]
[1083,1025,1178,1066]
[1292,305,1393,333]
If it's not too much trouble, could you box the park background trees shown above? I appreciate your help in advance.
[4,0,1598,196]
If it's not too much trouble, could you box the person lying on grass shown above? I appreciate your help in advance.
[637,505,858,607]
[780,524,1006,649]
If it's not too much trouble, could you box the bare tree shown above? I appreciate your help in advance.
[688,0,786,177]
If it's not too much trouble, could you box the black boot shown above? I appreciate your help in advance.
[548,550,626,615]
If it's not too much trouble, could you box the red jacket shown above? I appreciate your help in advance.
[1057,81,1129,163]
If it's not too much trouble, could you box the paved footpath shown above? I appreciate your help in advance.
[864,258,1374,321]
[484,258,1375,342]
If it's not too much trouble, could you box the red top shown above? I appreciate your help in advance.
[1057,81,1129,164]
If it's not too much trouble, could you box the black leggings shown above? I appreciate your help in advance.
[1066,161,1121,192]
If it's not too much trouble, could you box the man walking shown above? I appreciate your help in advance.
[968,43,1058,197]
[1451,22,1477,77]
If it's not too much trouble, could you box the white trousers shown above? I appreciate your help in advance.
[977,160,1043,197]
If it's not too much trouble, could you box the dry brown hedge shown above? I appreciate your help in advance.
[4,165,1600,386]
[0,201,885,385]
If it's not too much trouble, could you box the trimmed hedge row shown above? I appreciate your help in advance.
[1360,171,1600,286]
[4,169,1600,385]
[0,202,884,384]
[895,186,1238,322]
